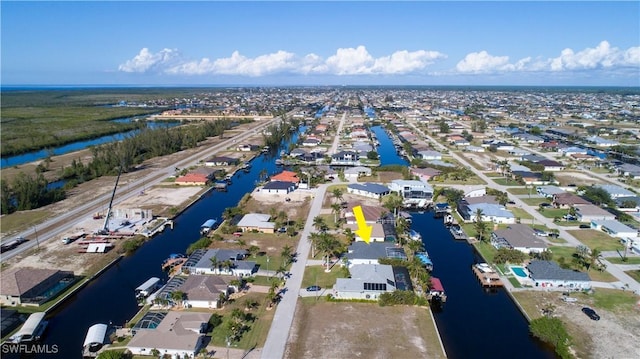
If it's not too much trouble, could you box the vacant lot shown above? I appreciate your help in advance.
[512,290,640,359]
[285,301,445,359]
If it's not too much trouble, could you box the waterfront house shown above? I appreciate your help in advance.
[343,204,385,224]
[526,260,591,290]
[615,196,640,212]
[458,202,515,224]
[331,151,360,166]
[1,267,75,306]
[179,275,230,309]
[302,137,321,147]
[347,183,390,199]
[175,172,210,186]
[410,167,442,181]
[536,186,565,198]
[204,156,240,167]
[416,150,442,160]
[388,179,433,208]
[343,242,406,267]
[127,311,210,358]
[575,205,616,223]
[344,223,386,242]
[490,224,547,254]
[237,213,275,234]
[333,264,397,300]
[261,181,296,194]
[536,159,565,171]
[270,170,300,184]
[181,249,255,277]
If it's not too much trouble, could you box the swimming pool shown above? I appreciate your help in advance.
[510,266,528,278]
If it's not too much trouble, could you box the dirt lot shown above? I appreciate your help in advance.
[512,290,640,358]
[284,301,445,359]
[554,171,605,186]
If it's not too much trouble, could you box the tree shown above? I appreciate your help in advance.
[330,202,342,225]
[312,215,328,232]
[366,151,379,160]
[280,245,293,266]
[316,232,341,272]
[473,209,489,242]
[330,187,344,204]
[529,317,572,359]
[170,290,185,306]
[209,255,220,273]
[247,245,260,258]
[383,193,404,218]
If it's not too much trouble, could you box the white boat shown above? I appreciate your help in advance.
[409,229,422,241]
[135,277,161,299]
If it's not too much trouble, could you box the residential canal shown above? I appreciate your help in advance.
[369,125,555,358]
[37,129,303,359]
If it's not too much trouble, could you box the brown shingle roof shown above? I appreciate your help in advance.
[1,267,62,296]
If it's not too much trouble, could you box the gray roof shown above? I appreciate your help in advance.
[262,181,295,190]
[237,213,275,229]
[127,311,210,353]
[493,224,547,249]
[348,183,390,194]
[467,203,514,219]
[596,184,636,198]
[592,220,637,234]
[180,275,229,301]
[334,264,396,292]
[527,260,590,282]
[346,242,398,260]
[183,249,248,269]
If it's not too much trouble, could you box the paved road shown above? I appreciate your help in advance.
[407,120,640,294]
[260,183,329,359]
[1,116,286,259]
[329,111,348,155]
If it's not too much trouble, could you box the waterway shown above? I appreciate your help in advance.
[1,118,179,169]
[37,128,303,359]
[370,125,407,167]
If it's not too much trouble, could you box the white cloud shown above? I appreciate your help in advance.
[118,46,445,76]
[118,48,180,73]
[456,51,511,73]
[549,41,640,71]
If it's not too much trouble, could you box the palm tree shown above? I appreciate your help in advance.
[248,245,260,258]
[209,255,220,273]
[317,233,341,272]
[309,232,322,258]
[383,193,404,218]
[588,248,603,271]
[312,215,328,232]
[280,245,293,265]
[170,290,185,307]
[330,202,342,225]
[407,239,424,257]
[474,208,488,242]
[331,188,344,204]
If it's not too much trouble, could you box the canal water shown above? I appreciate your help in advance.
[370,125,407,166]
[37,129,303,358]
[0,118,178,169]
[32,122,554,358]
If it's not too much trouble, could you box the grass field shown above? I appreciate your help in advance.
[606,256,640,265]
[568,229,625,251]
[625,270,640,283]
[520,198,550,206]
[510,207,533,220]
[0,210,53,235]
[538,208,569,219]
[493,178,523,186]
[301,265,346,288]
[506,187,532,195]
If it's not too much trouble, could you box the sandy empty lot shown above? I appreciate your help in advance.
[284,301,445,359]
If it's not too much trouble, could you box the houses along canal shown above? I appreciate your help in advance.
[38,129,302,358]
[37,124,553,358]
[371,124,554,358]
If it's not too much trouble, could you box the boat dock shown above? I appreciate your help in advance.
[472,263,503,287]
[449,225,468,241]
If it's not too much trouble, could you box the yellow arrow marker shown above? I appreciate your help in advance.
[353,205,373,244]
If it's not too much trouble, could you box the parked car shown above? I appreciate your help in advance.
[534,229,547,237]
[277,227,287,233]
[581,307,600,321]
[306,285,321,292]
[579,224,591,229]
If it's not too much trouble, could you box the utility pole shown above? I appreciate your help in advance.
[33,225,40,250]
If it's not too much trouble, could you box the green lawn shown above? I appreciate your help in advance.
[0,210,53,235]
[606,256,640,265]
[485,172,503,178]
[510,207,533,220]
[586,287,639,311]
[473,241,498,263]
[520,198,550,206]
[568,229,625,251]
[493,178,523,186]
[208,292,273,349]
[506,187,532,195]
[625,270,640,283]
[538,208,568,219]
[301,265,346,288]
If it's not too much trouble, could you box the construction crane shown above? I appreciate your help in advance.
[99,165,123,235]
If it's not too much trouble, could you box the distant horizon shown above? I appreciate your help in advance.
[3,84,640,89]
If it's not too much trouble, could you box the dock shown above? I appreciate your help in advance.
[472,263,503,287]
[448,225,469,241]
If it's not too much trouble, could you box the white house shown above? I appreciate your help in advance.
[344,166,372,179]
[333,264,396,300]
[179,275,230,309]
[237,213,275,234]
[261,181,295,194]
[181,249,256,277]
[127,311,210,358]
[490,224,547,254]
[459,203,515,224]
[526,260,591,290]
[388,179,433,208]
[591,220,638,239]
[347,183,390,199]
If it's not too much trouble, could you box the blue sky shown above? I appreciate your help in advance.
[2,1,639,86]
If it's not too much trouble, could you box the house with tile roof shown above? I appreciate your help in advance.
[270,170,300,184]
[1,267,74,306]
